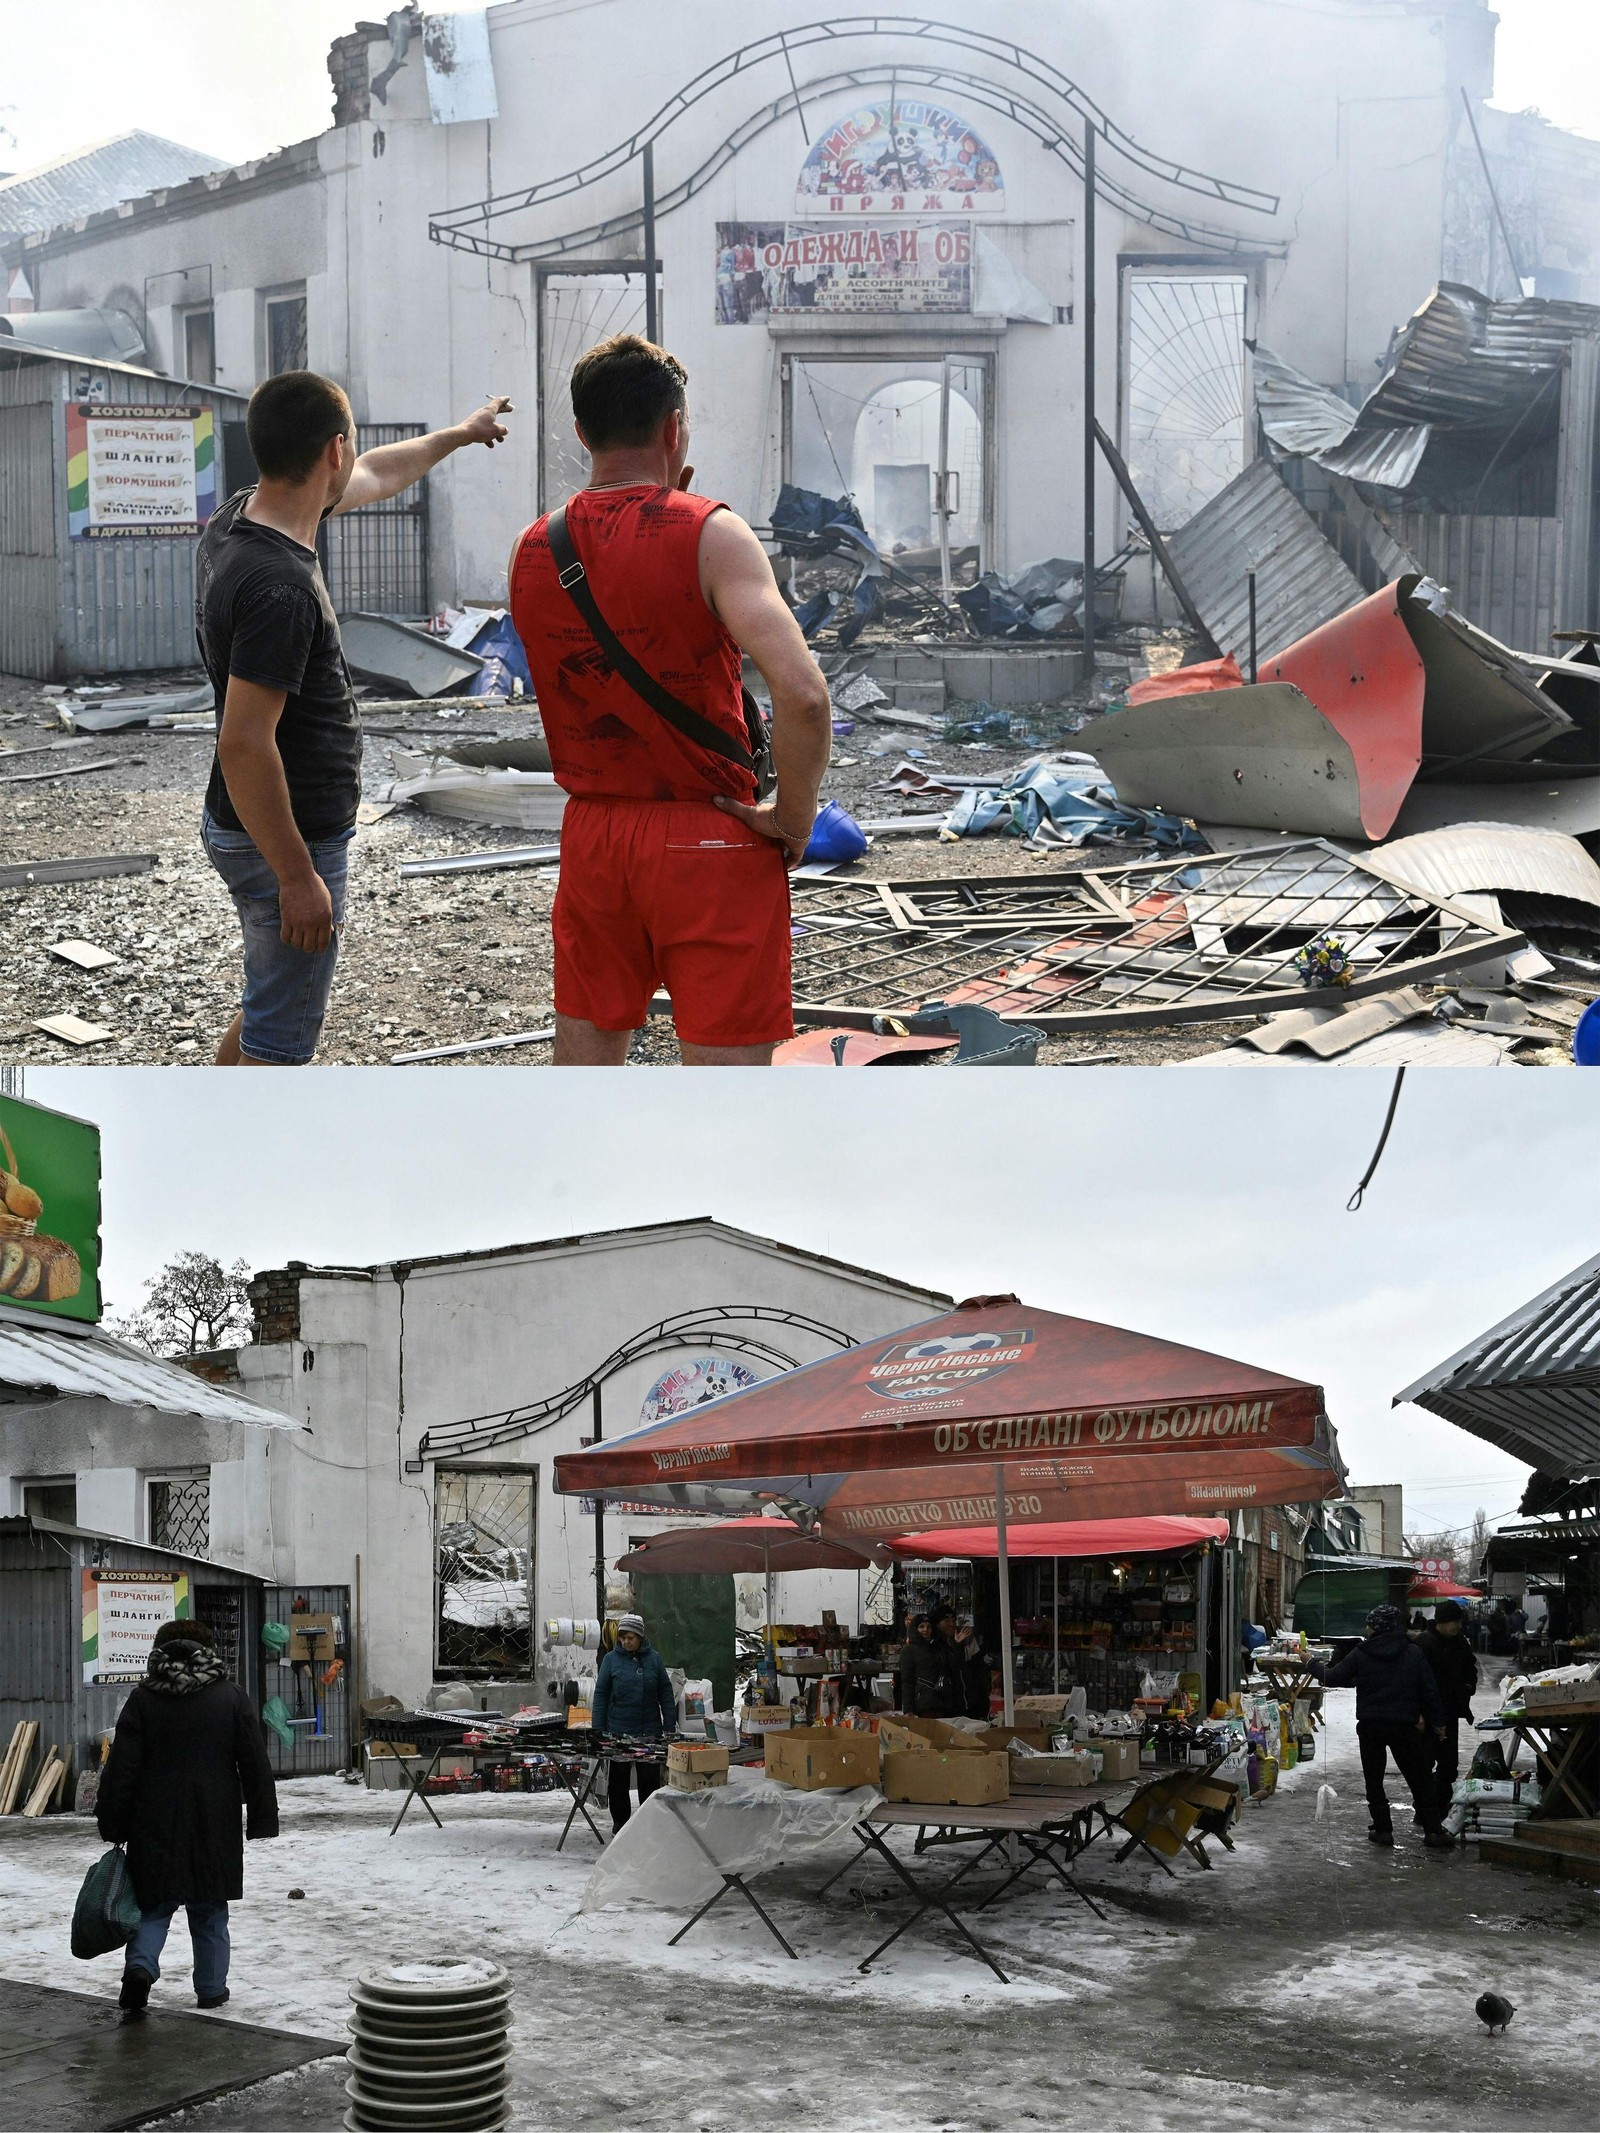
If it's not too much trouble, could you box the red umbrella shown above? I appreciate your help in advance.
[890,1515,1231,1561]
[556,1295,1331,1504]
[1408,1574,1480,1601]
[556,1295,1341,1719]
[615,1518,883,1576]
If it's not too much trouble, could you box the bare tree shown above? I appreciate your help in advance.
[1402,1528,1459,1571]
[111,1252,252,1357]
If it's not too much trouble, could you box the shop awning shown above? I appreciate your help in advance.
[0,1319,294,1429]
[890,1515,1230,1562]
[615,1518,883,1576]
[1395,1249,1600,1477]
[1408,1575,1481,1601]
[555,1294,1339,1542]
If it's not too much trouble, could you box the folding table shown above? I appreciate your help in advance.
[815,1784,1132,1985]
[657,1788,801,1959]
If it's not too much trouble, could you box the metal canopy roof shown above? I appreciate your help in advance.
[0,1321,295,1430]
[1394,1250,1600,1476]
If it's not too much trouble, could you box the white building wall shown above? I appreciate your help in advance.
[11,0,1505,599]
[217,1224,945,1707]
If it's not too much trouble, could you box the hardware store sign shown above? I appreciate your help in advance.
[82,1569,190,1685]
[66,402,217,538]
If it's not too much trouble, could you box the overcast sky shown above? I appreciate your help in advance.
[20,1067,1598,1547]
[0,0,1596,173]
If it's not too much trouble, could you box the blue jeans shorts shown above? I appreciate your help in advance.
[202,810,355,1064]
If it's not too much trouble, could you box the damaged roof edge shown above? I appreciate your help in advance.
[1394,1248,1600,1410]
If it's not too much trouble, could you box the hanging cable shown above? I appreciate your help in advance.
[1346,1068,1406,1212]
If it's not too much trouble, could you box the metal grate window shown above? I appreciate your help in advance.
[149,1474,210,1558]
[1124,272,1248,532]
[435,1468,536,1679]
[266,293,308,376]
[320,423,430,617]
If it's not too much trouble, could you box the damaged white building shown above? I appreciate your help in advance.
[5,0,1599,652]
[1,1219,948,1731]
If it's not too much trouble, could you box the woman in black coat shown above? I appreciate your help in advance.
[96,1617,278,2019]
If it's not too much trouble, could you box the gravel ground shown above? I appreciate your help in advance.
[0,665,1550,1069]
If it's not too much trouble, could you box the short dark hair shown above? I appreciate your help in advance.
[570,334,687,450]
[246,370,352,481]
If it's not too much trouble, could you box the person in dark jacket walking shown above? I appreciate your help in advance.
[897,1613,932,1713]
[96,1618,278,2019]
[591,1615,678,1833]
[1415,1600,1480,1823]
[954,1618,992,1721]
[1322,1603,1450,1848]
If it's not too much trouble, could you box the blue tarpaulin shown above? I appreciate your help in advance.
[941,759,1203,850]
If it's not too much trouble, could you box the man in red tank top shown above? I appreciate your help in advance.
[509,335,832,1064]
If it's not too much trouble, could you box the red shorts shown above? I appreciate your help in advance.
[553,796,794,1048]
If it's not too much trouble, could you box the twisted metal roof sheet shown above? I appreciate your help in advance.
[1395,1250,1600,1476]
[0,1321,294,1428]
[1164,458,1367,667]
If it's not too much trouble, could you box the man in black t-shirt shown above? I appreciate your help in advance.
[198,370,510,1063]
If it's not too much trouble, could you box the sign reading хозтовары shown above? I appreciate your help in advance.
[66,402,217,539]
[0,1094,101,1323]
[82,1569,190,1685]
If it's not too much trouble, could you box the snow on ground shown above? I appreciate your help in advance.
[3,1676,1598,2131]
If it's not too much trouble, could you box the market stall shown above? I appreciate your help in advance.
[893,1515,1231,1715]
[555,1292,1347,1732]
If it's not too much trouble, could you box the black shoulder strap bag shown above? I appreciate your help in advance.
[546,503,773,795]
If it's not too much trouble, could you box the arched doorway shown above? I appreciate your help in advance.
[851,377,982,553]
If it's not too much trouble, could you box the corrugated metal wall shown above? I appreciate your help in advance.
[1391,512,1561,652]
[0,1521,261,1802]
[0,354,247,680]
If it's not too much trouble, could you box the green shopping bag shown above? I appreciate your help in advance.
[71,1843,142,1959]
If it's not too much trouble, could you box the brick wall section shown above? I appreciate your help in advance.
[249,1266,303,1344]
[327,21,390,128]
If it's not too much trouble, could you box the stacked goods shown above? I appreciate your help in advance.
[346,1958,511,2133]
[666,1743,730,1792]
[1446,1775,1541,1842]
[0,1723,65,1815]
[0,1124,82,1303]
[763,1729,877,1792]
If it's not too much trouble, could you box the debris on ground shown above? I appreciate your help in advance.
[338,612,486,697]
[377,749,568,832]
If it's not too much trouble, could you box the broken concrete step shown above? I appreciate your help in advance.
[881,681,948,716]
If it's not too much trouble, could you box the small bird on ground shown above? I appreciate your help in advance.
[1476,1992,1516,2035]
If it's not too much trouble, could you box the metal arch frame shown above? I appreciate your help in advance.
[433,64,1286,266]
[427,18,1282,250]
[409,1305,859,1466]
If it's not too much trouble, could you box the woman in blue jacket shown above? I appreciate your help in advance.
[592,1614,678,1832]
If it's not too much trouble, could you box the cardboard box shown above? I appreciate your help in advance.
[667,1767,728,1792]
[363,1750,424,1792]
[891,1717,992,1754]
[364,1739,418,1759]
[1091,1738,1140,1782]
[1014,1695,1072,1724]
[739,1706,795,1735]
[668,1742,731,1776]
[1009,1752,1096,1791]
[979,1724,1053,1755]
[765,1727,880,1792]
[883,1748,1009,1808]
